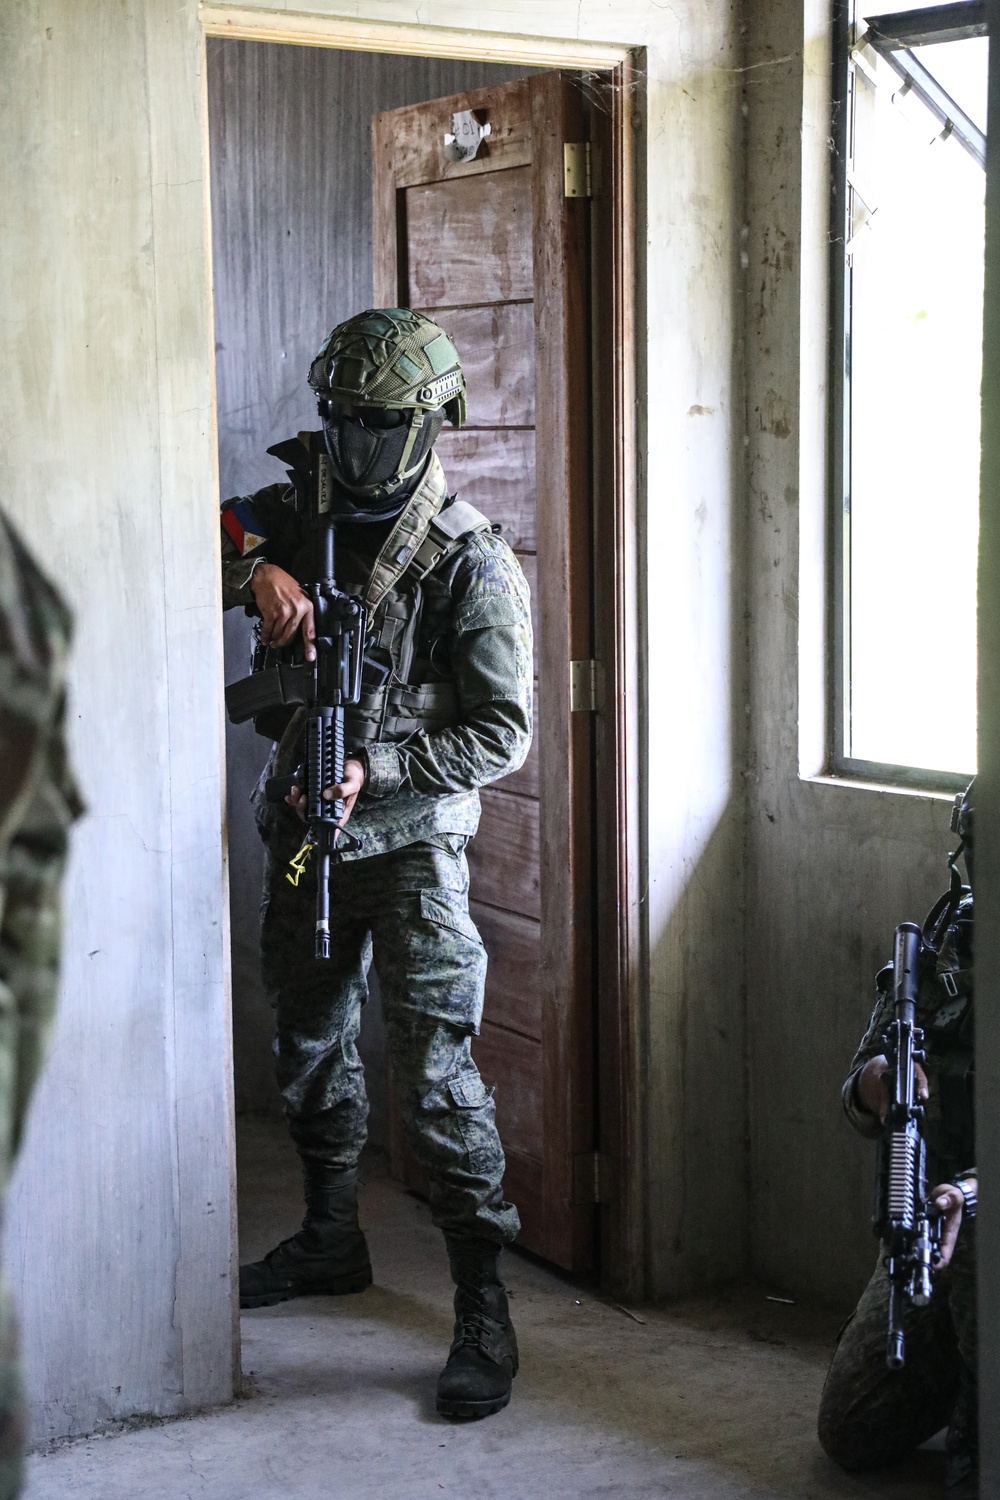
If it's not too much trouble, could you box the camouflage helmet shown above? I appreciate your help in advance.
[308,307,467,427]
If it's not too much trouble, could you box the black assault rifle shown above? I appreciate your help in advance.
[226,496,367,960]
[873,921,941,1369]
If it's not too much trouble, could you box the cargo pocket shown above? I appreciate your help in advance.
[419,888,483,946]
[447,1071,501,1168]
[402,888,487,1033]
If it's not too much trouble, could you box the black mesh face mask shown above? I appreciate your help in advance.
[321,402,444,516]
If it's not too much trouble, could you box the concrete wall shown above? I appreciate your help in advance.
[208,39,535,1137]
[742,0,956,1310]
[0,0,236,1441]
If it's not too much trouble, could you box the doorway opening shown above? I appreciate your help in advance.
[205,27,638,1303]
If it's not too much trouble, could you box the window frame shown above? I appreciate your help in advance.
[828,0,987,794]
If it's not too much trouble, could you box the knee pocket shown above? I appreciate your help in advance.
[409,1071,500,1164]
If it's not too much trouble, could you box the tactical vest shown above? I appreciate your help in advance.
[225,448,493,751]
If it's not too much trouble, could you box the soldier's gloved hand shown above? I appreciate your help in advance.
[928,1182,968,1270]
[856,1053,929,1122]
[249,563,317,662]
[285,758,366,826]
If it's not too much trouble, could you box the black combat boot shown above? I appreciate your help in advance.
[436,1239,518,1419]
[239,1166,372,1309]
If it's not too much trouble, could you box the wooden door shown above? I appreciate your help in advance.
[373,74,596,1272]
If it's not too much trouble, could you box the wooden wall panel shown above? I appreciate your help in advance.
[405,168,533,307]
[427,303,535,426]
[472,902,542,1041]
[435,428,536,549]
[467,790,540,919]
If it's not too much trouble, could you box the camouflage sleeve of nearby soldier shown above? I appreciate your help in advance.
[0,505,81,1500]
[0,509,82,1179]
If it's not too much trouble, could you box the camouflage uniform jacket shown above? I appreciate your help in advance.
[842,889,975,1186]
[220,434,533,859]
[0,507,82,1190]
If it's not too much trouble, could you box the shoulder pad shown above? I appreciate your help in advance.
[405,499,493,582]
[428,498,492,545]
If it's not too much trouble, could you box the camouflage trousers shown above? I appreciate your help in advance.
[818,1226,977,1492]
[260,813,519,1247]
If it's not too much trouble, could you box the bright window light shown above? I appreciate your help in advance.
[842,5,985,779]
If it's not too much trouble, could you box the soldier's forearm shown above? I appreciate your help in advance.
[842,1065,883,1138]
[363,703,531,801]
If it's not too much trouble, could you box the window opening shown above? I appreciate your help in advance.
[832,0,987,786]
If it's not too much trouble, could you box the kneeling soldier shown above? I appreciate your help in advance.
[818,785,978,1496]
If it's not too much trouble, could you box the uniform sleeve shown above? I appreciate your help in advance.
[0,694,82,1157]
[842,979,893,1139]
[363,534,533,800]
[220,483,297,611]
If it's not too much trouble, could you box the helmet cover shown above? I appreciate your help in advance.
[309,307,467,425]
[308,308,466,512]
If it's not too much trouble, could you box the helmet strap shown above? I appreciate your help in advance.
[394,409,426,482]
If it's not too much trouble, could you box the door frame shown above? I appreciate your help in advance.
[199,4,644,1299]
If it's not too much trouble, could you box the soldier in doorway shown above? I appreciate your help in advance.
[0,507,81,1498]
[220,308,532,1420]
[818,784,978,1497]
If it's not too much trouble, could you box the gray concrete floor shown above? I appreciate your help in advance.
[24,1117,945,1500]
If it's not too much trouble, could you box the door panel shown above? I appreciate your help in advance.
[432,430,536,548]
[427,304,536,426]
[385,79,533,190]
[405,170,533,306]
[475,1022,544,1159]
[374,73,595,1271]
[471,902,543,1041]
[467,790,540,921]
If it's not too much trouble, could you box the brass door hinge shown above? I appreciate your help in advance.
[573,1151,611,1205]
[563,141,592,198]
[570,658,604,713]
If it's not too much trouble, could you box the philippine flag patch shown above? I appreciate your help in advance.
[221,499,267,556]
